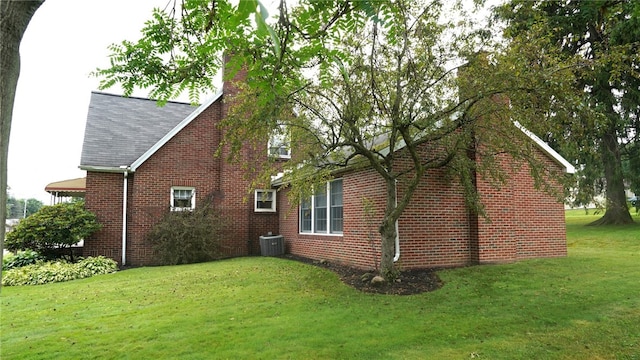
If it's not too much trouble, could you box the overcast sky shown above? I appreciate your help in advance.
[8,0,494,204]
[7,0,175,203]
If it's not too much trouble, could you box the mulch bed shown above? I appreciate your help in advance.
[282,254,443,295]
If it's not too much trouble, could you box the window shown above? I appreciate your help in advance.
[314,190,327,232]
[300,198,312,232]
[300,179,343,234]
[268,125,291,159]
[171,187,195,211]
[330,180,343,233]
[255,189,277,212]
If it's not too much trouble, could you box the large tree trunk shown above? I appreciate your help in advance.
[589,127,634,225]
[588,75,634,226]
[379,178,398,280]
[0,0,44,289]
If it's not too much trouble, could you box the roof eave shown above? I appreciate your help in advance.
[79,165,130,173]
[513,121,576,174]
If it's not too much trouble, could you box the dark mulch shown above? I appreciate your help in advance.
[282,254,443,295]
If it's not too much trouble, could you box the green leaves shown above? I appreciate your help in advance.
[147,202,226,265]
[5,201,101,256]
[236,0,261,25]
[496,0,640,219]
[2,256,118,286]
[95,0,284,103]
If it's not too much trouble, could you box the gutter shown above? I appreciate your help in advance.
[79,165,132,173]
[394,179,400,262]
[394,217,400,262]
[120,167,129,266]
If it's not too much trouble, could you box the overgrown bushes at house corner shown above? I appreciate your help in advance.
[147,203,226,265]
[5,201,101,260]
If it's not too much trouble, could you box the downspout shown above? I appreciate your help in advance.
[121,169,129,266]
[394,179,400,262]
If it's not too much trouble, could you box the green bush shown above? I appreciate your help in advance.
[2,249,44,270]
[147,204,226,265]
[74,256,119,278]
[5,201,101,260]
[1,256,118,286]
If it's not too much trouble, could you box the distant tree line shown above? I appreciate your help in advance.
[5,193,42,219]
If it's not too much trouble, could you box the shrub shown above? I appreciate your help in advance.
[1,256,118,286]
[147,204,226,265]
[1,252,14,270]
[75,256,120,277]
[2,249,44,270]
[5,201,101,260]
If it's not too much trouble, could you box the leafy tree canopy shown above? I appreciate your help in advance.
[494,0,640,224]
[6,194,43,219]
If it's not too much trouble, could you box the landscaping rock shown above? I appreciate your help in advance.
[361,272,374,283]
[370,275,386,287]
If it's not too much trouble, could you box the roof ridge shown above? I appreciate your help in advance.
[90,90,195,106]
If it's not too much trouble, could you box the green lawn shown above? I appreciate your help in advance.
[2,212,640,359]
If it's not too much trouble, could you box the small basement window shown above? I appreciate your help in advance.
[255,189,276,212]
[171,187,195,211]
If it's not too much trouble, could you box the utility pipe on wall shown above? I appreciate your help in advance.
[394,179,400,262]
[121,170,129,266]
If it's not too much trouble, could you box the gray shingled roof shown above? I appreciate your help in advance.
[80,92,197,169]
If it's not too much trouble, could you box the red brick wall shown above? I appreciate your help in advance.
[281,166,473,270]
[248,206,280,255]
[219,63,280,256]
[281,142,567,270]
[279,179,376,269]
[396,170,473,269]
[126,103,223,264]
[84,171,125,262]
[474,150,567,263]
[278,171,384,269]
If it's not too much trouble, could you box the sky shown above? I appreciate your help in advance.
[7,0,496,204]
[7,0,174,204]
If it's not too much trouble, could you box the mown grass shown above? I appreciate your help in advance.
[2,212,639,359]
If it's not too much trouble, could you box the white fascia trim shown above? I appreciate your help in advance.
[376,120,576,174]
[130,90,224,172]
[79,165,131,173]
[513,121,576,174]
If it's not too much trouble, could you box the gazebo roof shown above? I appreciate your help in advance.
[45,177,86,197]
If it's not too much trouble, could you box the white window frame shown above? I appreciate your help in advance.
[300,179,343,235]
[254,189,277,212]
[268,125,291,159]
[171,186,196,211]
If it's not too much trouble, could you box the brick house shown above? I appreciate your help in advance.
[80,78,575,268]
[278,135,574,270]
[80,85,279,266]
